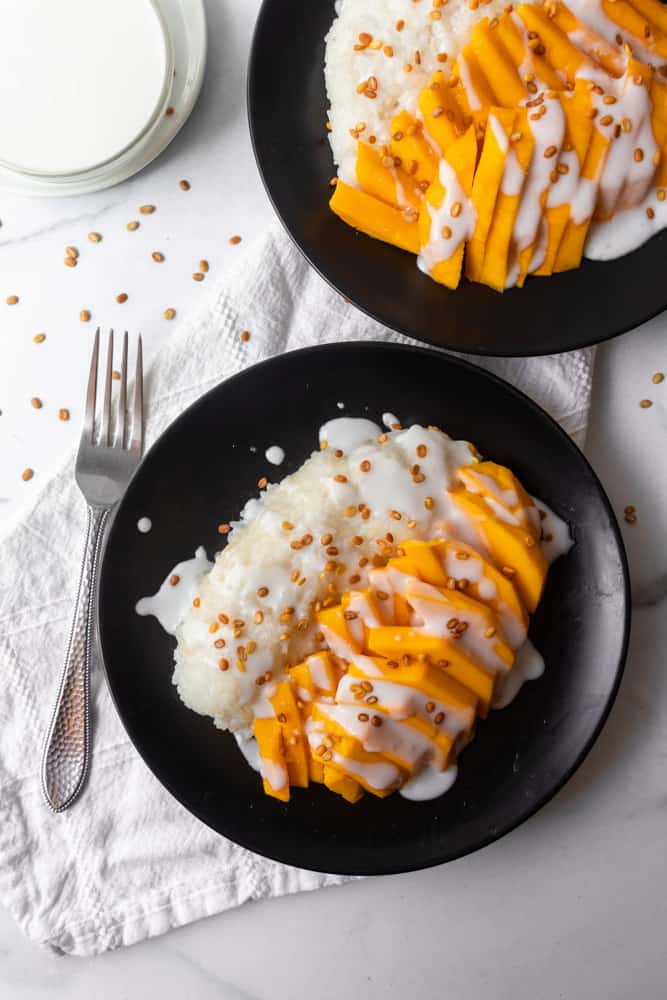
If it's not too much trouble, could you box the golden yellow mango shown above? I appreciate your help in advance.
[316,603,363,653]
[517,4,596,84]
[470,19,527,107]
[430,539,530,637]
[602,0,667,58]
[253,717,290,802]
[356,141,423,210]
[479,111,534,292]
[495,14,564,90]
[448,489,548,612]
[551,4,625,76]
[329,180,421,255]
[346,655,478,720]
[270,681,309,788]
[389,540,449,587]
[419,125,477,290]
[453,48,497,120]
[323,765,364,803]
[459,460,541,539]
[364,626,495,714]
[390,110,439,186]
[554,120,611,272]
[466,107,516,283]
[418,72,466,155]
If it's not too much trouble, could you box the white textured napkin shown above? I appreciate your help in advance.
[0,223,594,957]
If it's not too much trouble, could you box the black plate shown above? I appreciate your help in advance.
[98,343,629,875]
[247,0,667,357]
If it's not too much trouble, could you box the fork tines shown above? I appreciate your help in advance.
[84,328,143,452]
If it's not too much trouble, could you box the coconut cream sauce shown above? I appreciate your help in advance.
[137,419,571,801]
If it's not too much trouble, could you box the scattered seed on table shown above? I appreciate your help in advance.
[80,310,91,322]
[229,235,242,245]
[240,330,250,342]
[639,398,653,408]
[58,408,70,421]
[164,308,176,320]
[31,397,43,409]
[33,333,46,344]
[624,505,636,515]
[624,512,637,524]
[127,221,140,231]
[65,246,78,259]
[116,293,128,304]
[193,272,204,282]
[88,232,102,243]
[22,468,34,481]
[200,260,209,272]
[179,179,190,191]
[152,251,165,262]
[166,105,174,116]
[652,372,664,384]
[64,256,77,268]
[112,370,121,380]
[6,295,18,305]
[140,205,155,215]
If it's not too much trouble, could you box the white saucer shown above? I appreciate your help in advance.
[0,0,206,197]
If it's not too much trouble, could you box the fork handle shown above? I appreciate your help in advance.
[41,505,110,812]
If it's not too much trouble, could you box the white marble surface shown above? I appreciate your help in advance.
[1,0,666,996]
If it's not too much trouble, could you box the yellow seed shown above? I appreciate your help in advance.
[200,260,209,273]
[140,205,155,214]
[127,221,140,231]
[193,272,205,282]
[58,408,70,421]
[31,397,42,409]
[152,251,165,262]
[179,179,191,191]
[33,333,46,344]
[88,232,102,243]
[164,308,176,320]
[80,310,91,322]
[22,468,34,481]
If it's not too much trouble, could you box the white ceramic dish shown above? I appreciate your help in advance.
[0,0,206,197]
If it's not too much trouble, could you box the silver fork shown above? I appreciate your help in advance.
[41,329,144,812]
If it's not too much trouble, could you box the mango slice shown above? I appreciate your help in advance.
[356,141,422,211]
[253,718,290,802]
[323,765,364,803]
[418,125,477,289]
[329,180,420,255]
[466,107,516,282]
[448,488,548,612]
[479,111,534,291]
[390,111,439,186]
[270,681,309,788]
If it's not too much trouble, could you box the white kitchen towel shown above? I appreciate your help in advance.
[0,223,595,957]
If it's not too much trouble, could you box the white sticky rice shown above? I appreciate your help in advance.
[325,0,508,184]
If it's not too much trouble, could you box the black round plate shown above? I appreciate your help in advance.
[98,343,629,875]
[247,0,666,357]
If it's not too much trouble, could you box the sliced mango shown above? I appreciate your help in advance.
[270,681,309,788]
[418,125,477,289]
[448,488,548,612]
[329,180,420,255]
[390,110,439,186]
[466,107,516,282]
[323,765,364,803]
[356,141,422,211]
[253,717,289,802]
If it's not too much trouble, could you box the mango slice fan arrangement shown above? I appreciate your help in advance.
[253,460,559,805]
[329,0,667,290]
